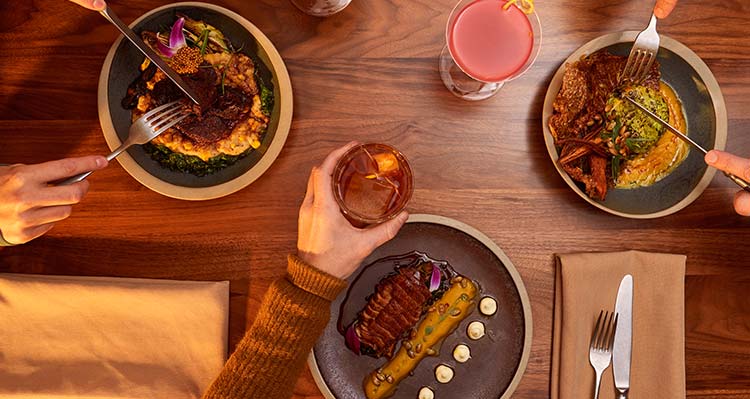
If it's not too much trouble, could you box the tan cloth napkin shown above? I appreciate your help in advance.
[551,250,686,399]
[0,273,229,399]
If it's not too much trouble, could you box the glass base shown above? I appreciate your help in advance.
[290,0,352,17]
[439,45,504,101]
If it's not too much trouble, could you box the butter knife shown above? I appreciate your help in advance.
[99,5,203,107]
[624,94,750,192]
[612,274,633,399]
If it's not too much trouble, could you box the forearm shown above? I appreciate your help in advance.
[202,255,347,399]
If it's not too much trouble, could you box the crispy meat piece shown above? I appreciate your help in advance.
[355,266,432,358]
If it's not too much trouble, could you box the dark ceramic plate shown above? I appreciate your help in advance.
[309,215,532,399]
[97,2,292,200]
[542,32,727,218]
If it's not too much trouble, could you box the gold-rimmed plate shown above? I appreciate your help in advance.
[542,32,727,218]
[98,2,292,200]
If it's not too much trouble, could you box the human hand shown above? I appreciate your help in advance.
[297,143,409,280]
[0,156,108,244]
[654,0,678,19]
[705,150,750,216]
[68,0,106,11]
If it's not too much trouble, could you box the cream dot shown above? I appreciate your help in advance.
[452,344,471,363]
[467,321,485,340]
[418,386,434,399]
[479,297,498,316]
[435,364,454,384]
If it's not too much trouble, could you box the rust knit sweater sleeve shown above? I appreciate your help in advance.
[202,254,348,399]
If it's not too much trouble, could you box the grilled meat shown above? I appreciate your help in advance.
[354,266,432,358]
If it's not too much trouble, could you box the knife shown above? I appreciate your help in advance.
[99,5,203,107]
[624,94,750,192]
[612,274,633,399]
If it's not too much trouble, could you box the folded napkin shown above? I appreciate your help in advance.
[551,250,686,399]
[0,273,229,399]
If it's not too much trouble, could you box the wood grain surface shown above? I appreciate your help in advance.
[1,0,749,397]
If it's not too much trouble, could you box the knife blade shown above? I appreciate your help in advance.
[624,94,750,192]
[99,5,203,107]
[613,274,633,398]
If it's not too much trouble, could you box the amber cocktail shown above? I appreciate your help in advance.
[332,144,413,226]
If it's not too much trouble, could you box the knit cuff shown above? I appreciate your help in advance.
[287,254,347,302]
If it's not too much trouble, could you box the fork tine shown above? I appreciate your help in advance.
[640,52,657,82]
[148,106,189,129]
[632,52,654,83]
[142,100,182,120]
[153,113,190,136]
[590,310,604,350]
[607,314,619,351]
[598,311,612,350]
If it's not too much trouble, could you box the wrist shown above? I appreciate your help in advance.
[287,254,348,301]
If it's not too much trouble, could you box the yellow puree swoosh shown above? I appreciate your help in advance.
[616,82,689,189]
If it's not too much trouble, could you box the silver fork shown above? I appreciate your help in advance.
[619,14,660,85]
[589,310,619,399]
[59,101,190,185]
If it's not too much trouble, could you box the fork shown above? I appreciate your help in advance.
[58,101,191,185]
[589,310,619,399]
[619,14,659,85]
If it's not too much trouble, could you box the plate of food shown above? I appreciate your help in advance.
[98,2,292,200]
[309,214,532,399]
[543,31,727,218]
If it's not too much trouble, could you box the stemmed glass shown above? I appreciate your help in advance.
[439,0,542,101]
[290,0,352,17]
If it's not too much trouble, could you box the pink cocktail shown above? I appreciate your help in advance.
[440,0,541,101]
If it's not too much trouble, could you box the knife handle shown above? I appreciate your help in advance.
[724,172,750,193]
[616,389,628,399]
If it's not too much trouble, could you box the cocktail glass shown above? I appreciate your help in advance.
[439,0,542,101]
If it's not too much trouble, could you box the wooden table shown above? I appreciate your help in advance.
[2,0,749,397]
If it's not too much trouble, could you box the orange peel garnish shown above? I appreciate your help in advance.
[503,0,535,14]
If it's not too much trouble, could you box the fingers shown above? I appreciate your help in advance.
[366,211,409,249]
[313,142,360,206]
[654,0,678,19]
[21,206,74,226]
[29,181,90,207]
[67,0,107,11]
[734,191,750,216]
[705,150,750,181]
[25,156,108,184]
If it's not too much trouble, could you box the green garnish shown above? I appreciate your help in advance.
[199,29,210,55]
[612,155,622,181]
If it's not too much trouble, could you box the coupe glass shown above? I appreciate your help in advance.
[290,0,352,17]
[439,0,542,101]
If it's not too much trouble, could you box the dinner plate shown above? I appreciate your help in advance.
[98,2,292,200]
[309,214,532,399]
[542,32,727,218]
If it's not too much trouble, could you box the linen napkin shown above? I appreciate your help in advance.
[551,250,686,399]
[0,273,229,399]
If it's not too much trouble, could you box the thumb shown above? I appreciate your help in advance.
[366,211,409,249]
[705,150,750,180]
[68,0,106,11]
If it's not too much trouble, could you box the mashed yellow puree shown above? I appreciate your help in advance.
[616,82,688,188]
